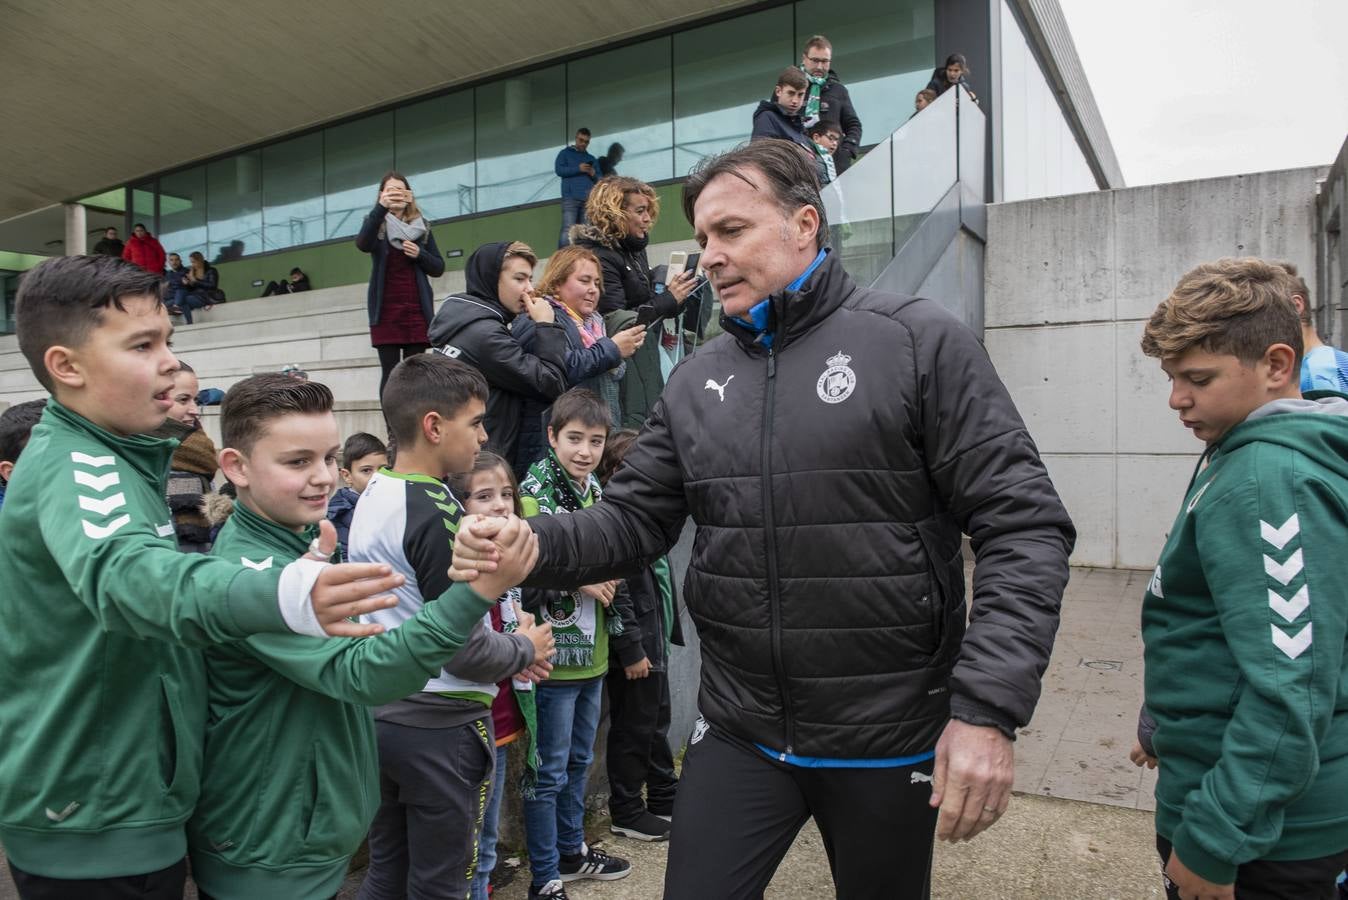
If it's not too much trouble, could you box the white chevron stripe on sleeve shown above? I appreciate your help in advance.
[1268,585,1310,623]
[69,452,115,468]
[81,515,131,540]
[1259,514,1300,550]
[1263,548,1304,586]
[77,492,126,516]
[1270,622,1312,660]
[240,556,274,571]
[73,470,120,492]
[155,523,175,537]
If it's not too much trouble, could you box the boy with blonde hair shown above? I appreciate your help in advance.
[1139,257,1348,899]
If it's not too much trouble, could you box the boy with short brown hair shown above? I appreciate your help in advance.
[1139,257,1348,899]
[0,255,402,897]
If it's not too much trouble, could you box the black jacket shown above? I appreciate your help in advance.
[614,563,685,673]
[750,101,814,156]
[427,242,570,473]
[527,251,1074,758]
[92,237,124,257]
[355,202,446,330]
[815,71,863,174]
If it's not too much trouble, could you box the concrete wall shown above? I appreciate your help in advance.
[984,166,1324,569]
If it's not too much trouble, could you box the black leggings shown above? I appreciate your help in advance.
[663,723,939,900]
[8,858,186,900]
[1156,835,1348,900]
[376,343,429,398]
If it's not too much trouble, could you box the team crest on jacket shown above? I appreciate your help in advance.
[816,351,857,404]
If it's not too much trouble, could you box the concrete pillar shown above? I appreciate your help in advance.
[63,203,87,255]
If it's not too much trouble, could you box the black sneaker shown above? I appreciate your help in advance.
[558,842,632,882]
[527,879,570,899]
[610,809,672,842]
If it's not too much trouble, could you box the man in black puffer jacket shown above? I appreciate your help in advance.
[455,141,1074,900]
[427,241,570,475]
[799,35,864,174]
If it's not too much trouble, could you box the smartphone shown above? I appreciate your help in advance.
[685,251,702,275]
[634,304,659,328]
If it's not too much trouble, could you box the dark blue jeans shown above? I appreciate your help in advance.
[559,197,587,248]
[522,678,603,886]
[168,287,212,324]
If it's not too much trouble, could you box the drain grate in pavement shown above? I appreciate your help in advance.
[1078,658,1123,671]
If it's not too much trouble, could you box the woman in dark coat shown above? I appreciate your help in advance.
[568,176,700,428]
[355,171,446,396]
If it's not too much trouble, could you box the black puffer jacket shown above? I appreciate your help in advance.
[528,252,1074,758]
[427,242,570,472]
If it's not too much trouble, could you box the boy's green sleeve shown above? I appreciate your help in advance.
[1172,476,1347,883]
[38,486,287,645]
[239,582,495,705]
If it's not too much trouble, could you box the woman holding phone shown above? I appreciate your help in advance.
[356,171,446,396]
[570,176,699,427]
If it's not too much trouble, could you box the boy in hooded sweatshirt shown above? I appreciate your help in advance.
[190,371,550,900]
[427,241,571,477]
[1138,257,1348,899]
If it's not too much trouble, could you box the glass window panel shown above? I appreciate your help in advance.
[998,0,1097,201]
[262,132,324,251]
[795,0,935,146]
[568,38,673,185]
[131,183,155,233]
[324,112,394,240]
[396,92,476,219]
[475,66,566,212]
[206,153,261,261]
[673,7,793,176]
[157,167,208,260]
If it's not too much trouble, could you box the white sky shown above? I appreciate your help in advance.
[1057,0,1348,186]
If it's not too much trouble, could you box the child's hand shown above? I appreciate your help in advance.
[465,516,539,600]
[514,602,556,673]
[1128,741,1157,769]
[448,514,507,581]
[308,522,403,636]
[580,581,616,607]
[624,657,651,680]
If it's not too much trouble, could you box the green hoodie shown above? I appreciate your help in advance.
[1143,397,1348,883]
[189,500,496,900]
[0,400,294,879]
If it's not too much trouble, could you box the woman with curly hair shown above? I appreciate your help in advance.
[569,177,700,427]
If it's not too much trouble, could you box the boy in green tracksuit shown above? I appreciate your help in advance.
[0,256,403,898]
[189,372,549,899]
[1139,257,1348,899]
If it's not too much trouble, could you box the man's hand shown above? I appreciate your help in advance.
[1165,851,1234,900]
[579,163,595,176]
[624,657,651,680]
[448,514,510,581]
[1129,740,1158,770]
[580,581,616,608]
[462,515,539,601]
[308,519,403,636]
[930,719,1015,842]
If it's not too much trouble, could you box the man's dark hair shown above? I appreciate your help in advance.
[683,141,829,250]
[382,354,488,448]
[0,399,48,468]
[289,267,304,276]
[808,118,843,138]
[341,432,388,470]
[15,255,165,391]
[221,373,334,456]
[775,66,809,92]
[133,222,147,231]
[548,388,611,434]
[576,127,592,137]
[804,34,832,53]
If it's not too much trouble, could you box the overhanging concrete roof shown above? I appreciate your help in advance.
[0,0,753,222]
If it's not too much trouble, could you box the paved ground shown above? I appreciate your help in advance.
[3,567,1164,898]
